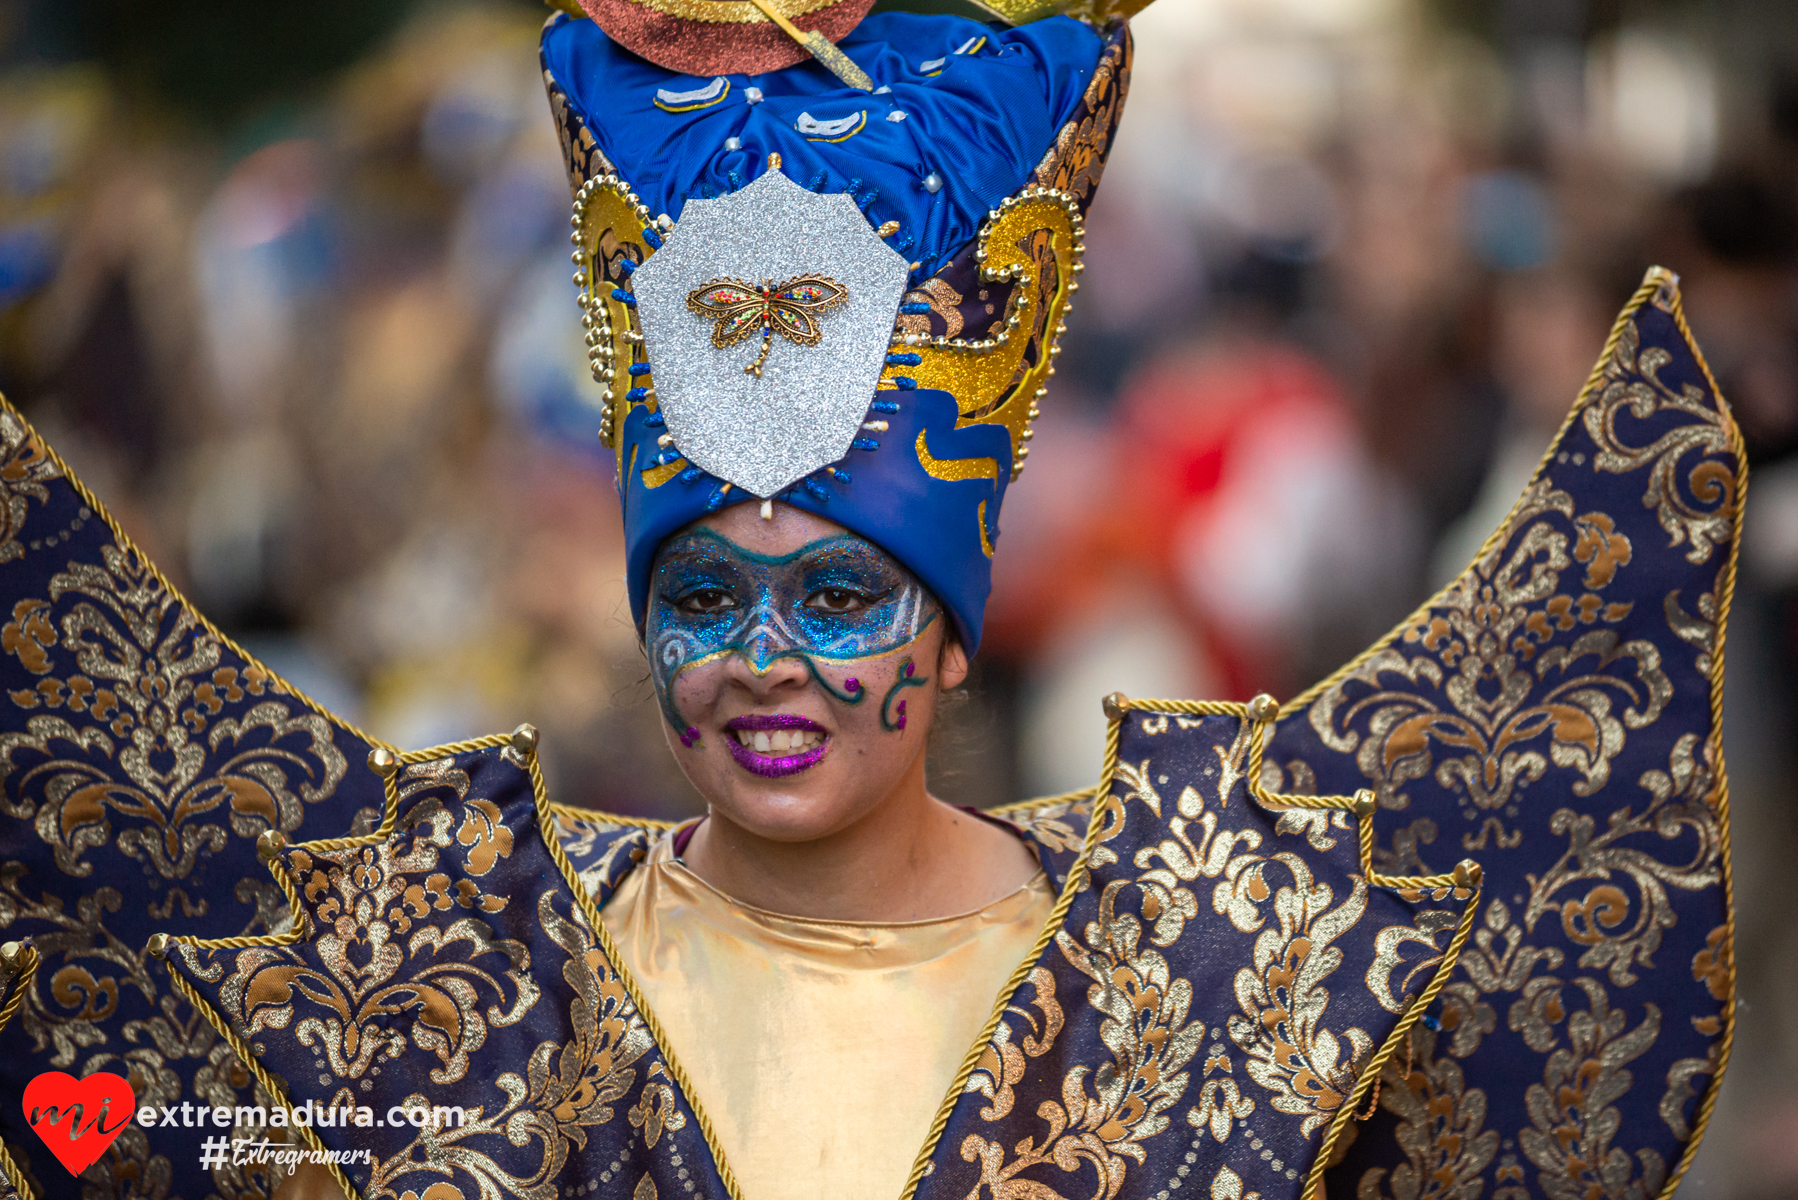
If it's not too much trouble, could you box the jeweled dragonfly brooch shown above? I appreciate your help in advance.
[686,274,848,377]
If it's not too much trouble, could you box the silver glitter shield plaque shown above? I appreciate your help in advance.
[630,169,911,499]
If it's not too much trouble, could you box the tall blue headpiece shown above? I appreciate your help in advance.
[542,8,1131,652]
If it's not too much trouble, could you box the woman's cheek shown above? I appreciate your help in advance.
[832,648,929,735]
[667,661,725,720]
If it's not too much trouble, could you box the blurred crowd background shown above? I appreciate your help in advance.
[0,0,1795,1191]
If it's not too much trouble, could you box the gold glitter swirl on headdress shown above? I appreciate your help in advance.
[880,186,1084,479]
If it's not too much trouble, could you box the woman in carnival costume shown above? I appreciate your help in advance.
[0,0,1743,1198]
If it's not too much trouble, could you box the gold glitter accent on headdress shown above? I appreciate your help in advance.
[881,186,1084,480]
[913,429,999,483]
[964,0,1156,23]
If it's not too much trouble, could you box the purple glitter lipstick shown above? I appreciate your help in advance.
[723,713,830,778]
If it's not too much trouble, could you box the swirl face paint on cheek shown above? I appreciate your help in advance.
[881,658,928,731]
[645,528,942,742]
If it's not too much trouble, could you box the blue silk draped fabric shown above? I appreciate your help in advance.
[539,12,1103,285]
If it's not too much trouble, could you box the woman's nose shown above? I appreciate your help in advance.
[724,641,812,696]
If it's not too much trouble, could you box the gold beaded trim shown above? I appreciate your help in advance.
[570,172,661,450]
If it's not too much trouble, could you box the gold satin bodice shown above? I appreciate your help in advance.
[600,831,1055,1200]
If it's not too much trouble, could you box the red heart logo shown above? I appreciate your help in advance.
[21,1071,135,1176]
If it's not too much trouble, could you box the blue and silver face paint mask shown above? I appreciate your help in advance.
[646,528,941,742]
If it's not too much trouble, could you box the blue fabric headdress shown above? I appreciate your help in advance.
[541,9,1131,651]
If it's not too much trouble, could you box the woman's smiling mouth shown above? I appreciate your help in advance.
[723,714,830,777]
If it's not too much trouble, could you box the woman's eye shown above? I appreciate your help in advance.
[805,588,869,614]
[676,589,736,615]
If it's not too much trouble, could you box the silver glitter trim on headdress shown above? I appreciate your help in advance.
[630,168,910,499]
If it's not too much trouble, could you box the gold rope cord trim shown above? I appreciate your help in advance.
[303,763,405,854]
[524,748,750,1200]
[0,392,394,755]
[547,801,681,832]
[159,964,356,1199]
[1226,695,1487,1200]
[896,701,1126,1200]
[175,736,520,952]
[1656,275,1745,1200]
[1302,882,1481,1200]
[1241,703,1478,892]
[0,945,41,1199]
[178,849,311,951]
[986,783,1100,819]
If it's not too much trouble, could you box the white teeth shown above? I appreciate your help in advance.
[733,727,824,754]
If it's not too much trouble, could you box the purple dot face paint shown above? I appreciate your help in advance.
[881,660,926,732]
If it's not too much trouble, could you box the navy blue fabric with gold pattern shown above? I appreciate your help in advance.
[919,707,1477,1200]
[0,399,390,1199]
[161,747,732,1200]
[1268,269,1740,1200]
[158,708,1476,1200]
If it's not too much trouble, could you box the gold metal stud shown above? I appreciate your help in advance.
[1102,692,1130,721]
[1353,790,1377,819]
[1453,860,1483,889]
[511,723,540,756]
[1247,693,1279,722]
[145,933,170,959]
[368,747,400,778]
[256,829,287,862]
[0,941,22,974]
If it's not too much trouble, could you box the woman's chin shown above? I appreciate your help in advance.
[707,770,870,845]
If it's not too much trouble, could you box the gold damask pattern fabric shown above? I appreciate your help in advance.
[915,707,1475,1200]
[0,396,390,1199]
[163,746,722,1200]
[1265,268,1739,1200]
[162,709,1474,1200]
